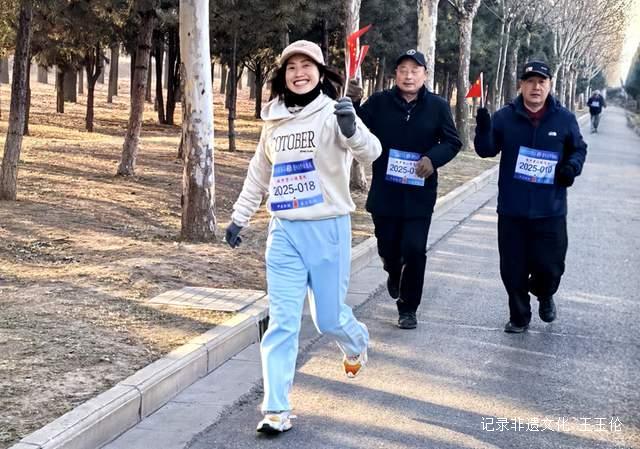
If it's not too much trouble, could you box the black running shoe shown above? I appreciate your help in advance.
[504,321,529,333]
[538,296,557,323]
[397,311,417,329]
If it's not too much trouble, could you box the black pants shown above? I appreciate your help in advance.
[498,215,568,326]
[372,215,432,313]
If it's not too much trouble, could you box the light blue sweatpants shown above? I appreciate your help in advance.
[261,215,369,413]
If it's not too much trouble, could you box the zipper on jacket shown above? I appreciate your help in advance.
[405,103,417,122]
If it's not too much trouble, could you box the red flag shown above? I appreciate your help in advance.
[346,24,372,49]
[348,43,358,79]
[345,25,372,80]
[356,45,370,74]
[466,76,482,98]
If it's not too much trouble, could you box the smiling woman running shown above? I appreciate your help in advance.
[224,40,382,435]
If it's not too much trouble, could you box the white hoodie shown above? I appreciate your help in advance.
[231,93,382,227]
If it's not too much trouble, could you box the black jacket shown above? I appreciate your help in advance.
[587,94,606,115]
[356,86,462,217]
[474,95,587,218]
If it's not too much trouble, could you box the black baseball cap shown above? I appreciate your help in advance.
[395,49,427,69]
[520,60,552,80]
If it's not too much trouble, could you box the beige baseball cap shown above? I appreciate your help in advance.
[278,40,325,67]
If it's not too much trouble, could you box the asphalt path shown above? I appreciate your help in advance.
[188,106,640,449]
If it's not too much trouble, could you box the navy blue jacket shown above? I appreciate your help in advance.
[474,95,587,218]
[357,86,462,217]
[587,94,606,115]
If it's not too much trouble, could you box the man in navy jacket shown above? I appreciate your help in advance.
[352,49,462,329]
[587,90,606,133]
[474,60,587,333]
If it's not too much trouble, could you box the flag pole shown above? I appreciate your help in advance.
[343,25,372,97]
[343,46,350,97]
[480,72,484,108]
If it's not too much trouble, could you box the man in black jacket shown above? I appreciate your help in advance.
[352,49,462,329]
[587,90,606,133]
[474,60,587,333]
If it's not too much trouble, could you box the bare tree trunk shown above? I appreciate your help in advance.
[0,0,33,201]
[349,164,367,193]
[179,0,216,241]
[492,18,512,110]
[23,55,31,136]
[569,69,578,112]
[375,56,385,92]
[321,18,330,64]
[559,64,567,107]
[345,0,362,83]
[569,73,575,112]
[254,63,264,119]
[130,50,136,96]
[504,35,519,104]
[491,17,506,111]
[108,44,119,103]
[577,91,583,110]
[552,62,561,98]
[164,48,169,86]
[346,0,367,191]
[165,28,180,125]
[443,71,450,101]
[417,0,440,91]
[495,20,512,108]
[145,52,153,102]
[177,63,186,160]
[441,74,448,98]
[254,68,264,118]
[55,67,64,113]
[78,68,84,95]
[98,68,105,84]
[454,1,481,151]
[0,58,9,84]
[248,70,256,100]
[155,37,166,124]
[228,31,238,152]
[225,70,232,109]
[37,65,47,83]
[63,70,77,102]
[447,72,455,103]
[85,46,104,132]
[220,64,227,94]
[117,10,155,176]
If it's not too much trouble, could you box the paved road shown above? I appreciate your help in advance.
[188,107,639,449]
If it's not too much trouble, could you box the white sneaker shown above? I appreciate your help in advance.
[256,411,293,434]
[343,349,368,378]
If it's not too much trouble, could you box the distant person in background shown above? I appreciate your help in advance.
[587,90,607,133]
[225,40,381,435]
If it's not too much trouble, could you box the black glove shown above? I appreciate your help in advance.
[225,222,243,248]
[334,97,357,138]
[556,164,576,187]
[475,107,491,133]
